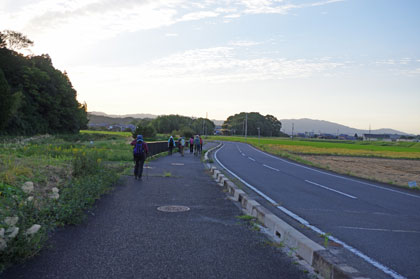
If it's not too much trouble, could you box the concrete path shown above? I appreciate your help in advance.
[2,144,310,279]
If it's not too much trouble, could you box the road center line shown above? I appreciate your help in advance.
[263,164,280,172]
[305,180,357,199]
[236,144,243,154]
[248,157,256,161]
[213,145,404,279]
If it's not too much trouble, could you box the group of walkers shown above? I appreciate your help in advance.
[130,134,204,181]
[168,135,203,156]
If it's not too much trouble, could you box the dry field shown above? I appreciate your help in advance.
[300,155,420,187]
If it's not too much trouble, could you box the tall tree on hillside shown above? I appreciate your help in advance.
[0,31,88,135]
[0,30,33,51]
[0,68,12,129]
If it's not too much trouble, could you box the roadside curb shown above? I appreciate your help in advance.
[205,143,368,279]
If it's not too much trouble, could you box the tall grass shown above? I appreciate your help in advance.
[0,132,134,272]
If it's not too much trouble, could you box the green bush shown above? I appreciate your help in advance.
[72,151,100,177]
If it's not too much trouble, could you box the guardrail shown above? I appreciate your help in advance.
[147,141,168,156]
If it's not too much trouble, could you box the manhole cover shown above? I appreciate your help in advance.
[157,205,190,212]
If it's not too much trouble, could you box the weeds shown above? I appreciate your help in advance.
[263,240,285,249]
[236,215,261,231]
[321,233,331,248]
[0,132,129,273]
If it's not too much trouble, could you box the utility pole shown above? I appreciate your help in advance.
[292,123,294,140]
[205,112,208,136]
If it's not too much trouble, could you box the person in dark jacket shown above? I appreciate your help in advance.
[168,136,175,155]
[189,136,194,153]
[131,135,149,180]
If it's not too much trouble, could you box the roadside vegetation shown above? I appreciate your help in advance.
[208,135,420,188]
[0,131,150,273]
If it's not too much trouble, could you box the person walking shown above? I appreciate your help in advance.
[189,136,194,153]
[168,136,175,155]
[179,137,185,156]
[131,135,149,180]
[193,135,201,156]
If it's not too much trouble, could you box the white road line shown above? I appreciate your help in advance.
[305,180,357,199]
[236,144,243,154]
[248,157,256,161]
[263,164,280,172]
[337,226,420,234]
[214,145,405,279]
[247,144,420,200]
[236,145,247,156]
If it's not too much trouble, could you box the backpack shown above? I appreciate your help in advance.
[133,141,144,157]
[169,138,174,147]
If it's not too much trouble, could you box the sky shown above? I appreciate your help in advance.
[1,0,420,134]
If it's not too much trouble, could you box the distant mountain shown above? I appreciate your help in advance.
[280,118,410,136]
[88,114,137,125]
[89,111,157,119]
[88,111,224,126]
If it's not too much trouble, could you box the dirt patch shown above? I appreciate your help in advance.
[300,155,420,188]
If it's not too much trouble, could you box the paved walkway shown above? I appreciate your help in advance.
[3,144,310,279]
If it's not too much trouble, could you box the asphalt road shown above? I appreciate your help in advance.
[2,144,311,279]
[214,141,420,279]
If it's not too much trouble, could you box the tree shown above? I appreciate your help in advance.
[0,31,88,135]
[0,30,34,51]
[133,124,156,139]
[222,112,283,137]
[0,68,12,129]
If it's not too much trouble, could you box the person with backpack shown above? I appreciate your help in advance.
[179,137,185,156]
[168,136,175,155]
[189,136,194,153]
[130,135,149,180]
[193,135,201,156]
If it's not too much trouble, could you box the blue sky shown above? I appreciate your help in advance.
[1,0,419,134]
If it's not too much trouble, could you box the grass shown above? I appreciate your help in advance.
[321,233,331,248]
[0,130,170,273]
[236,215,261,231]
[207,136,420,159]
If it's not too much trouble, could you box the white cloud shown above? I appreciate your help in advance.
[228,40,262,46]
[70,45,344,87]
[178,11,220,22]
[165,33,179,37]
[1,0,346,42]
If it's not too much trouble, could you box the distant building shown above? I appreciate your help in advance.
[319,133,336,139]
[363,134,400,142]
[338,134,356,140]
[87,123,135,132]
